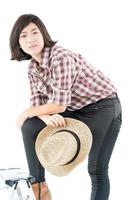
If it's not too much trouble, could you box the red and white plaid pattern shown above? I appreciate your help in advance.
[28,45,117,111]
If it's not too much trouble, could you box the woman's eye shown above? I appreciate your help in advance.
[33,31,38,35]
[20,34,26,38]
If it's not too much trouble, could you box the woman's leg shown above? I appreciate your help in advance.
[21,116,46,183]
[77,97,122,200]
[88,115,121,200]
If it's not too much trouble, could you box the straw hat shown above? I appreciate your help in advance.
[35,118,92,176]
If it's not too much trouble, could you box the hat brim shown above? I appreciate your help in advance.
[35,118,92,176]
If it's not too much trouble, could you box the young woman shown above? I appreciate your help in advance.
[10,14,122,200]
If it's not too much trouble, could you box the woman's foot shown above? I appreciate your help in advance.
[41,182,52,200]
[32,182,52,200]
[32,183,39,200]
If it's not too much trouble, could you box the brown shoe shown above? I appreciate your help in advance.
[41,182,52,200]
[32,183,40,200]
[32,182,52,200]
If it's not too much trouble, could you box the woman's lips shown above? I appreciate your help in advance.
[29,44,38,48]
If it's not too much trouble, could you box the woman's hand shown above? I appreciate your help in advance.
[16,111,28,128]
[17,108,32,128]
[38,114,66,127]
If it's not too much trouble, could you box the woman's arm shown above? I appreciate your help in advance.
[17,55,74,128]
[28,103,66,117]
[16,103,66,128]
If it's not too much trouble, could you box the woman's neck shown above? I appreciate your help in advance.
[32,53,42,64]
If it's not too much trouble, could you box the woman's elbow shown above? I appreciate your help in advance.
[59,105,67,112]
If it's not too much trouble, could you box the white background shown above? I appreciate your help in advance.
[0,0,132,199]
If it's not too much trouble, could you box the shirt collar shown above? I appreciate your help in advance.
[39,47,51,68]
[28,47,52,73]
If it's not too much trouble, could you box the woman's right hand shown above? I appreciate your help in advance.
[38,114,66,127]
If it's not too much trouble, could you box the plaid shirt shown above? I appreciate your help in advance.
[28,45,117,111]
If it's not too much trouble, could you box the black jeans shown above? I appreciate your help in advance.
[21,96,122,200]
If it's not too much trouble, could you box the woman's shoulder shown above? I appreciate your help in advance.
[50,44,88,67]
[50,45,73,60]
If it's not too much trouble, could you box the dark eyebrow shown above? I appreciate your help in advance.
[31,28,38,31]
[21,28,38,34]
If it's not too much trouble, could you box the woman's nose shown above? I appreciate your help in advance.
[27,34,36,43]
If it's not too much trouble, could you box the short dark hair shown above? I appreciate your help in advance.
[10,14,57,61]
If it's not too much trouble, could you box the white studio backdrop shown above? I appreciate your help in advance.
[0,0,132,199]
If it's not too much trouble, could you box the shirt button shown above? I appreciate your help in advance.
[40,72,44,77]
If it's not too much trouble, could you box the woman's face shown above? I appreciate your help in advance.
[19,22,44,58]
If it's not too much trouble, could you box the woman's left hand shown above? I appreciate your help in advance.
[16,109,31,128]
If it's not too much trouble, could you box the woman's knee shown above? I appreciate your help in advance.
[88,168,109,186]
[21,116,45,136]
[21,118,34,138]
[88,163,109,179]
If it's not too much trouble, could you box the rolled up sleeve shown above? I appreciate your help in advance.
[48,57,75,106]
